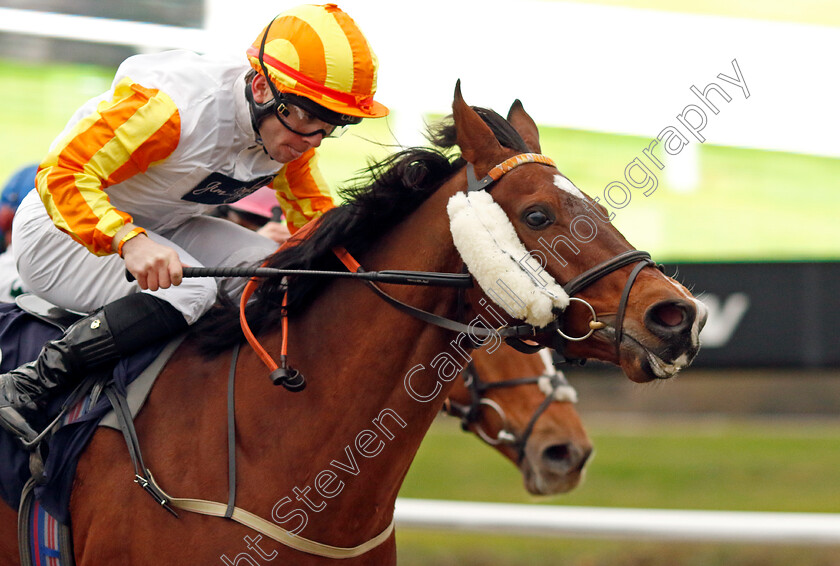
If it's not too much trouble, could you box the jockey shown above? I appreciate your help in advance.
[0,4,388,440]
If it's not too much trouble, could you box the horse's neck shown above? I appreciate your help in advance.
[233,184,469,545]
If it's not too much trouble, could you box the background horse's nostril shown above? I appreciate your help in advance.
[542,443,571,464]
[541,443,592,473]
[652,303,686,328]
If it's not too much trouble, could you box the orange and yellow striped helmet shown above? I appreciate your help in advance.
[246,4,388,120]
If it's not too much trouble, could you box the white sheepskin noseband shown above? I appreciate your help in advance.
[447,190,569,327]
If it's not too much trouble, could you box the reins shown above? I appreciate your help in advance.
[231,152,656,379]
[132,265,473,288]
[332,247,537,339]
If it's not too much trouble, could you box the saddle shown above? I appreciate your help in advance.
[1,295,181,566]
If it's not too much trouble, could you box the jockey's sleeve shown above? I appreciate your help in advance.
[36,77,181,256]
[270,148,336,234]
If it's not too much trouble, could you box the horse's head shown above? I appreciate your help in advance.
[448,83,707,383]
[445,345,591,495]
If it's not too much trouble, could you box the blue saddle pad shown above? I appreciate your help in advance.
[0,302,165,524]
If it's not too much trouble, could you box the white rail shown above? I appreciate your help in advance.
[0,7,208,51]
[394,499,840,545]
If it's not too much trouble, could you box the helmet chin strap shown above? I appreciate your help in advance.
[244,78,273,146]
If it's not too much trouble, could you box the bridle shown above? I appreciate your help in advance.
[462,153,659,360]
[330,153,658,362]
[556,248,659,360]
[230,151,660,387]
[442,353,577,464]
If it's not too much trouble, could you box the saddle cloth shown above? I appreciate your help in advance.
[0,301,174,524]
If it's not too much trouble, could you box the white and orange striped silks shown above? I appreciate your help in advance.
[34,50,335,255]
[37,77,181,255]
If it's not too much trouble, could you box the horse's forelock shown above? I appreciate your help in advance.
[429,106,531,154]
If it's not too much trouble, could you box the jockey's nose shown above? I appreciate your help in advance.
[304,132,325,149]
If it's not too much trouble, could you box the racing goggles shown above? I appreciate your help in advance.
[274,99,349,139]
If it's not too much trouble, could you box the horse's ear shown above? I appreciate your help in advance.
[507,99,541,153]
[452,80,503,165]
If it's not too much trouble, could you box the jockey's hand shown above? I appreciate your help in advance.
[120,233,184,291]
[256,221,291,245]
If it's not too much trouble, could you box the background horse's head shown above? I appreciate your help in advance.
[446,345,592,495]
[447,83,707,383]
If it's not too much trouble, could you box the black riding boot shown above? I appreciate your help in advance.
[0,293,188,443]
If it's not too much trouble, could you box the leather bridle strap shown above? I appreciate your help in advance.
[466,153,557,192]
[333,247,537,339]
[562,250,654,297]
[613,259,652,360]
[559,249,657,360]
[515,389,558,463]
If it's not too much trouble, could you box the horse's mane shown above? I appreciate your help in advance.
[194,107,529,354]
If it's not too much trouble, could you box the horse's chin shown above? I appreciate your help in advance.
[619,333,697,383]
[520,463,584,496]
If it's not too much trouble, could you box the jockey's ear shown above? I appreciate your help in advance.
[506,99,541,154]
[251,74,273,104]
[452,80,503,170]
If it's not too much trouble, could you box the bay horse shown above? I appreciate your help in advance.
[0,84,705,564]
[446,345,591,495]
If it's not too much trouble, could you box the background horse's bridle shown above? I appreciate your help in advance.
[442,357,577,464]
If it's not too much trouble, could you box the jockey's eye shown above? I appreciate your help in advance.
[522,207,553,229]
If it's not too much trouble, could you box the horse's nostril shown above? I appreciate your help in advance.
[651,302,686,328]
[542,443,571,464]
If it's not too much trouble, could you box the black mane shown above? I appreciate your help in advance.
[194,107,528,354]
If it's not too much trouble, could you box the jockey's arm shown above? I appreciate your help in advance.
[36,77,183,291]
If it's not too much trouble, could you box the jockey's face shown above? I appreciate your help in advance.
[250,74,325,163]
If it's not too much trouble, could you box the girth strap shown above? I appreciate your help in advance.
[142,472,396,559]
[104,385,179,517]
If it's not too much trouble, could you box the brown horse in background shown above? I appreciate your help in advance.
[0,84,705,565]
[447,345,591,495]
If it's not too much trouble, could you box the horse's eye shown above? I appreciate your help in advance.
[523,208,552,229]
